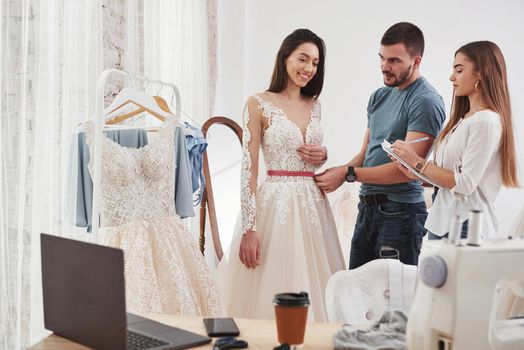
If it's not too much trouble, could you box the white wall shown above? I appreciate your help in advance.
[214,0,524,244]
[214,0,246,122]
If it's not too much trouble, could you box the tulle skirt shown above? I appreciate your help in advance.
[101,216,223,316]
[215,178,345,322]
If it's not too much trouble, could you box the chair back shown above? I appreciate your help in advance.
[198,116,242,260]
[325,259,417,324]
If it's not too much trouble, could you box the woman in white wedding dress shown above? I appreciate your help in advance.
[215,29,345,321]
[84,119,222,316]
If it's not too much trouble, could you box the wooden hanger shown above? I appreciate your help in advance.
[153,95,172,114]
[104,87,173,125]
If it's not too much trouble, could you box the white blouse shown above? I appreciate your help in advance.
[425,110,503,238]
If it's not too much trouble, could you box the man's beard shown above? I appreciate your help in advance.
[383,65,413,87]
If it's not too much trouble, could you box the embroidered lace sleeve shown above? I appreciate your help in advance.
[313,99,327,168]
[240,97,263,234]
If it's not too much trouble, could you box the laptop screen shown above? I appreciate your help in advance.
[41,234,128,349]
[40,234,212,350]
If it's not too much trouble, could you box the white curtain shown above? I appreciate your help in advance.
[134,0,216,261]
[0,0,103,348]
[142,0,212,125]
[1,0,215,346]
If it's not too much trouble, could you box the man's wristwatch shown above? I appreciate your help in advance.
[345,166,356,182]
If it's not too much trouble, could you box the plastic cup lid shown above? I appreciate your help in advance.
[273,292,310,306]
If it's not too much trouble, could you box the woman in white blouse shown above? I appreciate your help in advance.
[391,41,519,239]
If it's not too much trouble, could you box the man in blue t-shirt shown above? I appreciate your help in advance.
[316,22,445,269]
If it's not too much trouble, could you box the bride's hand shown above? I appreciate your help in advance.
[239,230,260,269]
[297,144,327,165]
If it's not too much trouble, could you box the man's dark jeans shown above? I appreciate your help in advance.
[349,200,427,270]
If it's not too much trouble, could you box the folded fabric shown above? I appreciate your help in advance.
[333,310,408,350]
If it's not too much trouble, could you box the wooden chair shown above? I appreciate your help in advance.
[199,116,243,260]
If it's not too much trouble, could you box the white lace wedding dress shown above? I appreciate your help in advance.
[85,120,222,316]
[215,94,345,322]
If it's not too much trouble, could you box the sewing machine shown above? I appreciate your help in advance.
[406,238,524,350]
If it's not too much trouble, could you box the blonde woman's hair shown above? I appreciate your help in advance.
[438,41,519,187]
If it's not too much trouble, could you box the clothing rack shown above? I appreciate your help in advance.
[91,68,181,235]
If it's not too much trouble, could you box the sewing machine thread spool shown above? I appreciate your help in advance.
[467,210,482,246]
[449,215,462,244]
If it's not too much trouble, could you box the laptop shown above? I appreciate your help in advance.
[40,233,212,350]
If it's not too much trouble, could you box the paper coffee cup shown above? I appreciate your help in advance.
[273,292,310,345]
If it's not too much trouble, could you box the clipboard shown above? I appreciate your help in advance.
[381,139,440,187]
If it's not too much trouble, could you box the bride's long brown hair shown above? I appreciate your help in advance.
[438,41,519,187]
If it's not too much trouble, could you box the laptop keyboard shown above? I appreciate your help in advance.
[127,330,169,350]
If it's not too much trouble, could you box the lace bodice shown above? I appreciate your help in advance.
[240,94,323,234]
[85,120,176,227]
[256,95,322,172]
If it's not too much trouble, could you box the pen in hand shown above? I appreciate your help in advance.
[407,136,430,144]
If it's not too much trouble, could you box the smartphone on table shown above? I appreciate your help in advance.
[203,317,240,337]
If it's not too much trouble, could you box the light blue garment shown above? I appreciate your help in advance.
[361,77,446,203]
[182,122,208,205]
[172,127,195,217]
[74,126,194,231]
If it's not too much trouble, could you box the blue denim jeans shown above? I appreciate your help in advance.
[349,200,427,269]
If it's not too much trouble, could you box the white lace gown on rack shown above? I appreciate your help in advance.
[215,94,345,322]
[85,120,222,316]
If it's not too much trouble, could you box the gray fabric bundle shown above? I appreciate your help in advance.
[333,310,408,350]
